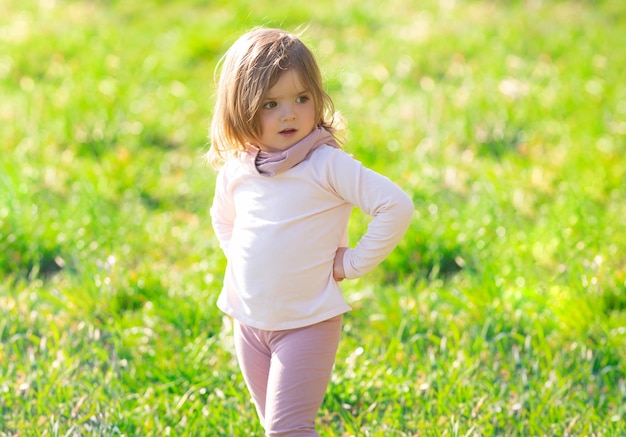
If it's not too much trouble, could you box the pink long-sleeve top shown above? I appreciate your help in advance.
[210,145,414,330]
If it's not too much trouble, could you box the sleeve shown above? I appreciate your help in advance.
[210,167,236,256]
[327,150,414,279]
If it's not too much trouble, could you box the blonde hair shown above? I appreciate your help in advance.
[207,27,343,168]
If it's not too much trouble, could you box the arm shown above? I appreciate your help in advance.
[210,168,236,255]
[328,150,414,280]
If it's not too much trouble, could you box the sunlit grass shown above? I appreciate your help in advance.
[1,0,625,435]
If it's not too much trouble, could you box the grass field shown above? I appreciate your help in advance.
[1,0,625,435]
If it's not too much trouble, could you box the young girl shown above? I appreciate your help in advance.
[208,27,413,436]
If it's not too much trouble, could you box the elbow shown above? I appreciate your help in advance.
[398,192,415,230]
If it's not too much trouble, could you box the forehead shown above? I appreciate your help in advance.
[266,69,307,96]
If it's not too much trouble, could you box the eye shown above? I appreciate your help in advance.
[263,101,277,109]
[296,95,310,104]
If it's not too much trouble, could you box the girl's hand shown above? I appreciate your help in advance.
[333,247,348,282]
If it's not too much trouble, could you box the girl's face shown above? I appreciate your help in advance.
[257,69,316,153]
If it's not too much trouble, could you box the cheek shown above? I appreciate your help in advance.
[260,112,275,128]
[304,103,317,120]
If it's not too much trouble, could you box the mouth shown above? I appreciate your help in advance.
[279,128,297,136]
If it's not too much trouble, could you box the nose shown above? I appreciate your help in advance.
[281,105,296,121]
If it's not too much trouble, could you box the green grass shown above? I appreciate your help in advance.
[1,0,625,435]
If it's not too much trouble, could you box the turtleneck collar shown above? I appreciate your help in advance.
[245,127,340,177]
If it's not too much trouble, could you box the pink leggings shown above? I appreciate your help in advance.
[233,315,343,437]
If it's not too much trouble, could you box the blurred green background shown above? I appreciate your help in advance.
[1,0,625,435]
